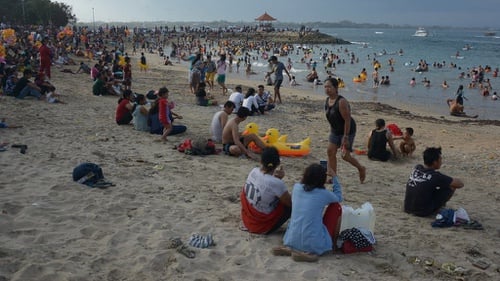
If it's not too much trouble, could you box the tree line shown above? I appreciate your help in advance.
[0,0,75,27]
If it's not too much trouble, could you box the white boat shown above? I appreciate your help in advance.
[413,27,428,37]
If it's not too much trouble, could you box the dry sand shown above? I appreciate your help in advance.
[0,51,499,281]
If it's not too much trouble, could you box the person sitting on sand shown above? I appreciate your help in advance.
[195,81,218,106]
[148,88,187,138]
[76,62,91,74]
[404,147,464,217]
[228,85,244,113]
[132,94,150,132]
[12,69,42,100]
[242,87,259,115]
[92,72,111,96]
[3,67,18,96]
[367,118,398,162]
[163,56,173,66]
[398,127,416,157]
[115,90,135,125]
[210,101,235,143]
[221,107,267,159]
[255,85,275,114]
[35,71,56,95]
[240,146,291,234]
[272,164,343,262]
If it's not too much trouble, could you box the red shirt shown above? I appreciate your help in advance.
[158,98,170,125]
[39,44,51,65]
[115,99,131,122]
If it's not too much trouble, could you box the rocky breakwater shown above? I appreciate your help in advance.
[216,30,351,45]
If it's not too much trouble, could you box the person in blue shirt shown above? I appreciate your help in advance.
[265,55,291,104]
[272,163,343,262]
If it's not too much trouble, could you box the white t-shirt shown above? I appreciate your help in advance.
[242,95,259,111]
[229,91,244,112]
[244,168,288,214]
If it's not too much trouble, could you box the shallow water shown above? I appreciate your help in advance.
[229,27,499,120]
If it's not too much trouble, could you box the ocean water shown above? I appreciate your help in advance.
[231,27,500,120]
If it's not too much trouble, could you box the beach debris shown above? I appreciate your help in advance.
[441,262,467,276]
[467,258,490,270]
[153,164,164,171]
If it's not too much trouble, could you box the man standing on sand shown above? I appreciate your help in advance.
[404,147,464,217]
[221,107,267,160]
[39,37,52,79]
[265,55,291,104]
[324,77,366,183]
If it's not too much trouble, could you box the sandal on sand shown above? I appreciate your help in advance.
[462,220,484,230]
[177,244,195,259]
[271,246,292,256]
[166,237,183,249]
[12,144,28,154]
[292,251,319,262]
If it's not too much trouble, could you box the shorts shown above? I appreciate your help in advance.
[328,133,355,151]
[222,143,234,155]
[223,137,245,155]
[217,74,226,84]
[206,71,216,81]
[274,79,283,88]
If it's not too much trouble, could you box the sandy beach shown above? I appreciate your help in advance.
[0,50,499,281]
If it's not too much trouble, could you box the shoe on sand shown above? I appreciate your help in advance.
[176,244,195,259]
[271,246,292,256]
[292,251,319,262]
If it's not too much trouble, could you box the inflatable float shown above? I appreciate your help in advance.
[243,123,311,157]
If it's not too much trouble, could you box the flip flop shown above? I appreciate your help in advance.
[11,144,27,154]
[271,246,292,256]
[462,220,484,230]
[176,244,195,259]
[89,179,115,189]
[291,251,319,262]
[166,237,183,249]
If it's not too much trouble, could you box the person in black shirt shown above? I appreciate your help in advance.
[404,147,464,217]
[324,77,366,183]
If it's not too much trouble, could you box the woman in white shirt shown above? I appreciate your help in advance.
[242,87,259,115]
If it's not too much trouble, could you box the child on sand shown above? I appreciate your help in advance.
[398,127,416,157]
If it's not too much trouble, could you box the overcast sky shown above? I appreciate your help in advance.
[59,0,499,28]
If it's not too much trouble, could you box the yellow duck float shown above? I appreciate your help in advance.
[243,123,311,157]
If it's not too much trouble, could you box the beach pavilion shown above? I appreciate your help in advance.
[255,12,276,31]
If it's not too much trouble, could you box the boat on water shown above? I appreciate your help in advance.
[484,31,496,36]
[413,27,428,37]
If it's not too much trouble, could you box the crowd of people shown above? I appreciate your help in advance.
[0,23,477,264]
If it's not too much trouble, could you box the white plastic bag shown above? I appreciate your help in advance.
[340,202,376,233]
